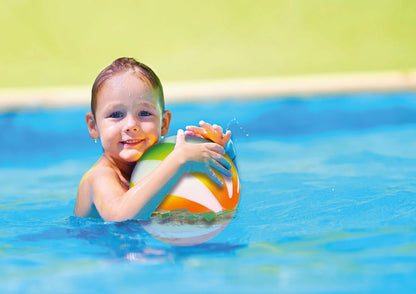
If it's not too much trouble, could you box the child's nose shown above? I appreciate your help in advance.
[124,114,140,132]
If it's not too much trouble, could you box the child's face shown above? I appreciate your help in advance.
[89,71,170,164]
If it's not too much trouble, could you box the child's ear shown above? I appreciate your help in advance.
[86,112,99,139]
[161,110,171,136]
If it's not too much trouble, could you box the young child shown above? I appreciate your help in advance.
[74,57,233,221]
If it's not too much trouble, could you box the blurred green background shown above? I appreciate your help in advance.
[1,0,416,88]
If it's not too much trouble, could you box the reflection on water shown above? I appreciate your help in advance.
[16,217,246,264]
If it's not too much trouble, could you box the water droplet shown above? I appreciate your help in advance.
[226,118,249,138]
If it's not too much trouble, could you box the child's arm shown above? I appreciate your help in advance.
[85,129,232,221]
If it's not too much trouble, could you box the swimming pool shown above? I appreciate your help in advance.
[2,91,416,293]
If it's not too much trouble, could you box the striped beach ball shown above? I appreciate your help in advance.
[130,135,240,246]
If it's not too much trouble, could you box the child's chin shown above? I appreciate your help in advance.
[121,150,143,162]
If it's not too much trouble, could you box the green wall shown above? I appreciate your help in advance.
[1,0,416,88]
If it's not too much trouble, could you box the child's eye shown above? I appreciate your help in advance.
[139,111,152,117]
[109,112,124,118]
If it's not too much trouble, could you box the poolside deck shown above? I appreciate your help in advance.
[0,70,416,111]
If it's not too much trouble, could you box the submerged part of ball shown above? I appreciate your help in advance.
[130,135,240,246]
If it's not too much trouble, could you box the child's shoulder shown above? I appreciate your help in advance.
[81,161,119,188]
[75,160,119,217]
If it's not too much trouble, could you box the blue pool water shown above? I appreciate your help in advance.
[2,92,416,293]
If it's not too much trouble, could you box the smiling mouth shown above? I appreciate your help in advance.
[121,139,143,145]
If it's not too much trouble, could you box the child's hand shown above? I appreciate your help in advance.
[174,129,232,186]
[185,120,231,148]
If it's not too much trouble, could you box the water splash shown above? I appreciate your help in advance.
[226,118,250,138]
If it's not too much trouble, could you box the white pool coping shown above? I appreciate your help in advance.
[0,70,415,111]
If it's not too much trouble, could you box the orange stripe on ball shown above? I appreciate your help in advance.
[158,195,213,213]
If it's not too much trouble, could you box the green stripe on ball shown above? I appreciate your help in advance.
[139,142,175,161]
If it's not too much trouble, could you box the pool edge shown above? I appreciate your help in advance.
[1,70,416,111]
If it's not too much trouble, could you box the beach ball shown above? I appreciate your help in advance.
[130,135,240,246]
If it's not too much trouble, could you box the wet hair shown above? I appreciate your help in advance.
[91,57,164,116]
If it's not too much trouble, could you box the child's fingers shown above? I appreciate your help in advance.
[206,142,225,155]
[185,125,206,136]
[201,121,229,139]
[185,125,200,132]
[184,130,204,138]
[194,121,227,136]
[213,124,223,133]
[206,168,223,186]
[210,152,232,171]
[199,120,216,135]
[206,154,232,186]
[175,129,186,146]
[223,130,232,142]
[200,122,225,142]
[210,160,232,179]
[187,122,231,149]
